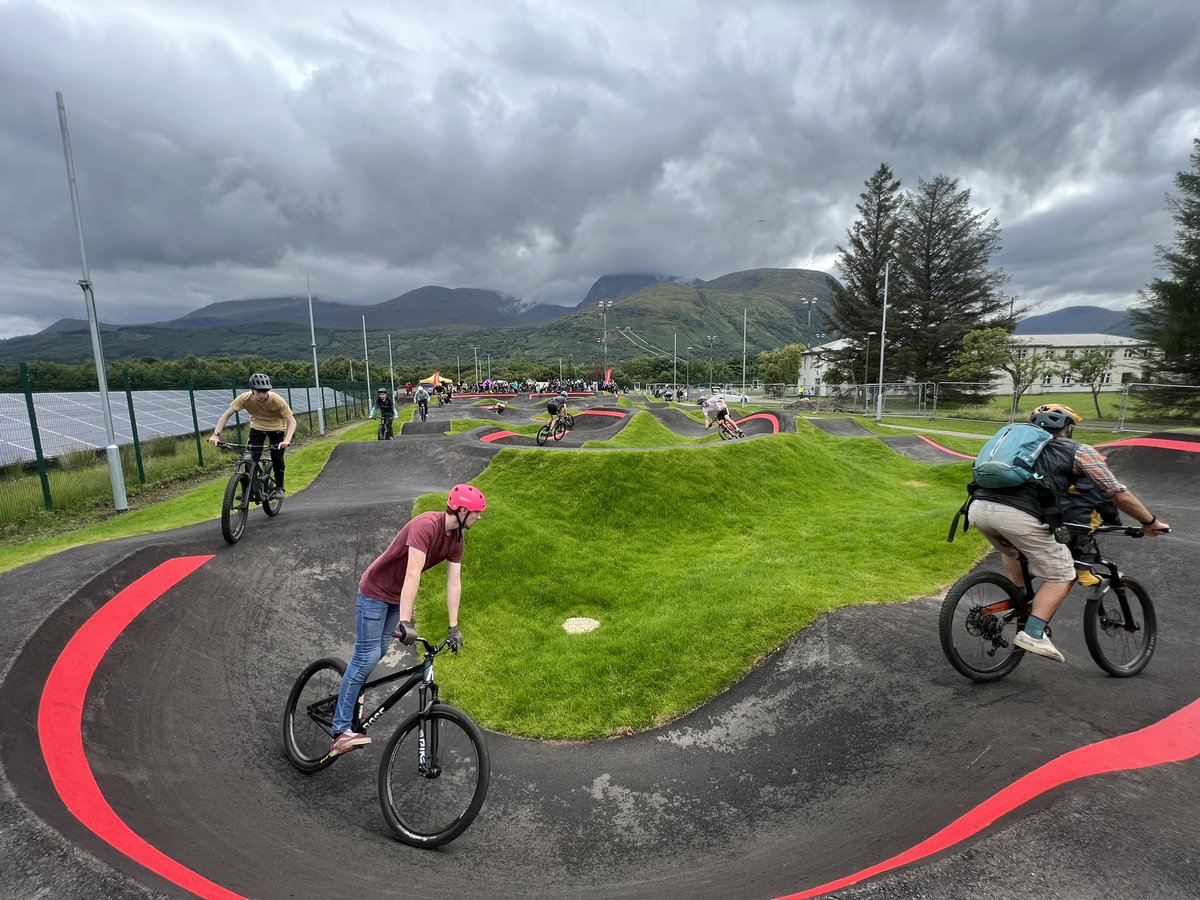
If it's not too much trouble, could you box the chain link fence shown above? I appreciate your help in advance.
[1,367,369,523]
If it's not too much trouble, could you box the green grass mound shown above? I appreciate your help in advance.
[407,430,984,739]
[582,410,715,448]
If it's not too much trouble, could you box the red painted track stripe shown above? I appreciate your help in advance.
[578,409,626,418]
[480,430,520,442]
[36,556,245,900]
[737,412,780,433]
[916,434,975,459]
[777,697,1200,899]
[1097,437,1200,452]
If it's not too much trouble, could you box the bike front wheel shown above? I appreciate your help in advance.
[1084,577,1156,677]
[260,466,282,517]
[939,571,1028,682]
[378,704,490,848]
[717,423,734,440]
[562,412,575,429]
[221,471,250,544]
[282,657,346,773]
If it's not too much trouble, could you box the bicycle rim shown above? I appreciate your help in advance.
[718,425,733,440]
[938,571,1027,682]
[378,705,490,848]
[282,657,346,772]
[1084,578,1156,677]
[553,421,567,441]
[221,472,250,544]
[261,469,282,516]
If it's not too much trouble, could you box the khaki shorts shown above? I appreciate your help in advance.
[967,499,1076,583]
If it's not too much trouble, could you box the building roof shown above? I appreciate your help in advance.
[1014,333,1148,348]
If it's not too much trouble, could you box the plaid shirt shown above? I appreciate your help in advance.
[1074,443,1125,495]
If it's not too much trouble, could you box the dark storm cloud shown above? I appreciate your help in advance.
[0,0,1197,337]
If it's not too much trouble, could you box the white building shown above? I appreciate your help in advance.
[798,333,1156,395]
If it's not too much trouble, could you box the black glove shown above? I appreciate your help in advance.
[448,625,463,653]
[394,620,421,646]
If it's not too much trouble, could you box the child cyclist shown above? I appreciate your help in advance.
[327,483,487,757]
[369,387,396,439]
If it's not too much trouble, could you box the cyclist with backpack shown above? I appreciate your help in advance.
[327,483,487,757]
[963,403,1169,663]
[209,373,297,498]
[369,388,396,439]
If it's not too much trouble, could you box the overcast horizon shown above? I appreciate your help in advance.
[2,0,1198,339]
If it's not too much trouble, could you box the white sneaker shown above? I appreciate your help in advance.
[1014,631,1065,663]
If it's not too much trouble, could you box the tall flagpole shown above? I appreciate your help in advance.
[57,91,127,512]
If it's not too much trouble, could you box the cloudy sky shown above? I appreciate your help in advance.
[1,0,1198,338]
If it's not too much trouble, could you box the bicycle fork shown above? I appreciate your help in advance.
[416,662,441,778]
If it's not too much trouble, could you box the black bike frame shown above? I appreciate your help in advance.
[307,654,437,736]
[1012,526,1142,634]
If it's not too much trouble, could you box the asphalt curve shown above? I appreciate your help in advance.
[1,419,1198,899]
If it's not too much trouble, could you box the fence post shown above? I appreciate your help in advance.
[19,362,53,510]
[931,382,939,420]
[188,377,205,465]
[122,370,146,483]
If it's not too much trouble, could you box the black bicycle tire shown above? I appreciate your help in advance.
[563,412,575,428]
[260,464,283,517]
[553,420,567,441]
[378,421,386,441]
[282,657,347,773]
[220,471,250,544]
[377,704,490,848]
[717,423,734,440]
[1083,577,1157,677]
[536,426,550,446]
[938,570,1028,682]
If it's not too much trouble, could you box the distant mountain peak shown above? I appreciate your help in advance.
[579,273,699,308]
[1015,305,1135,338]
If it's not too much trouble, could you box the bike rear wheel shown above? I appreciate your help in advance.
[282,657,347,772]
[536,425,551,446]
[939,571,1028,682]
[378,704,490,848]
[221,471,250,544]
[553,420,567,441]
[1083,577,1156,677]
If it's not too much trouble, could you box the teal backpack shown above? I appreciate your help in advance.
[972,423,1054,488]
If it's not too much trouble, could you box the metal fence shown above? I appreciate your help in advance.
[1,368,371,517]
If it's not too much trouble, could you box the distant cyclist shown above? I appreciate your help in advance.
[370,387,396,439]
[327,483,487,757]
[710,394,744,437]
[966,403,1169,663]
[547,391,569,430]
[209,373,297,498]
[414,384,430,420]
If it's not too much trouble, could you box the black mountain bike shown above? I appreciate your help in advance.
[216,441,282,544]
[376,416,395,440]
[939,524,1159,682]
[282,634,490,848]
[536,411,574,446]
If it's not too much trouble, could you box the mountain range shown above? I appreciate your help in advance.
[2,270,1137,366]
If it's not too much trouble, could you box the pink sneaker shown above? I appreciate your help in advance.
[329,730,371,757]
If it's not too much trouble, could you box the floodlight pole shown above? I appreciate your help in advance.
[56,91,127,512]
[307,275,325,434]
[741,308,747,395]
[387,334,395,396]
[875,262,889,423]
[362,315,371,398]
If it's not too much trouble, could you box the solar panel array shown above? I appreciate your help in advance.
[0,386,347,467]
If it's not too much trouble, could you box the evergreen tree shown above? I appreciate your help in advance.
[825,163,903,380]
[888,175,1012,382]
[1129,136,1200,410]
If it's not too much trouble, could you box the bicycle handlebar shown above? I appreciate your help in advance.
[215,441,282,452]
[1065,523,1170,538]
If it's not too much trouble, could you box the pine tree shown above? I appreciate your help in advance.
[825,163,903,382]
[1129,136,1200,410]
[888,175,1011,383]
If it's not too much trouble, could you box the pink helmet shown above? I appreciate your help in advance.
[447,483,487,512]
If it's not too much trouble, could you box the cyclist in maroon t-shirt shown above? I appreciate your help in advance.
[328,483,487,757]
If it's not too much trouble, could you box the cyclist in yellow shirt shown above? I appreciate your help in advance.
[209,373,298,498]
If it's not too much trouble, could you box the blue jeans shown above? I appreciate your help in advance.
[331,591,401,734]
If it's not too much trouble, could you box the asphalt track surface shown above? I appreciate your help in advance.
[2,407,1198,899]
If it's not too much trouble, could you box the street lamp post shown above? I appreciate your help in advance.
[864,330,877,409]
[470,346,480,387]
[686,346,692,389]
[875,262,890,423]
[599,300,613,365]
[803,298,816,329]
[707,335,716,388]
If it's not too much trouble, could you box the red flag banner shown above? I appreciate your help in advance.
[604,367,612,384]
